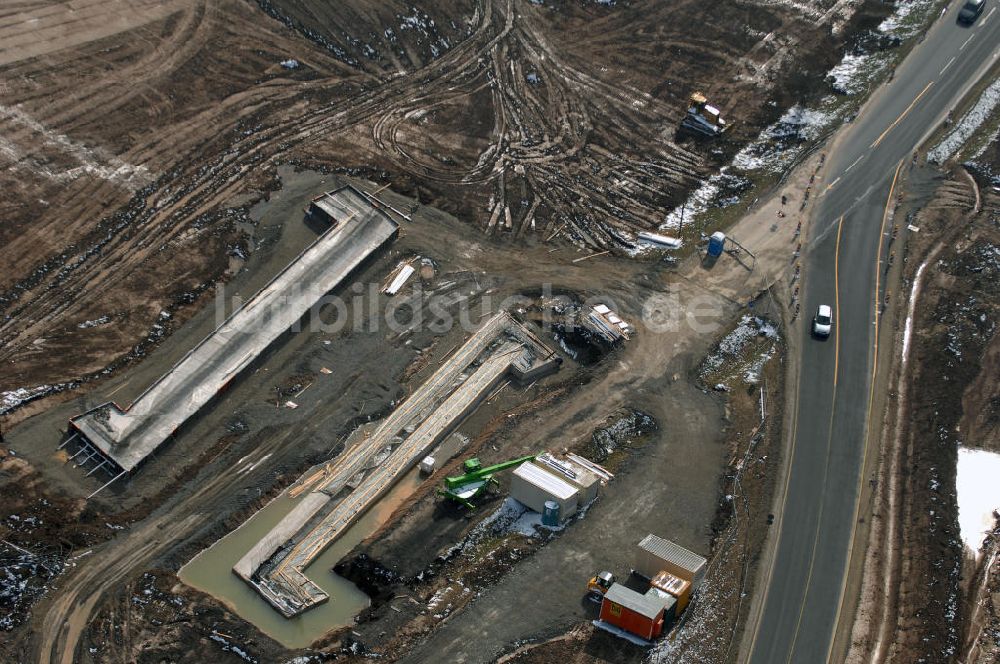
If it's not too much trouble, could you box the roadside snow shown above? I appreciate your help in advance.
[659,175,722,231]
[928,77,1000,164]
[828,53,876,95]
[658,169,748,231]
[700,314,780,386]
[879,0,936,38]
[733,105,834,173]
[902,259,931,360]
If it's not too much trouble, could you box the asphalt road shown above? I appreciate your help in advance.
[747,4,1000,664]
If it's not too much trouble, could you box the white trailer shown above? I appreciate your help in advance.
[510,461,580,520]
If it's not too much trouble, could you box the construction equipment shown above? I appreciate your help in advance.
[587,570,616,598]
[680,92,730,137]
[440,454,537,508]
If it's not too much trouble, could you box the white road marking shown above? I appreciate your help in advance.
[845,155,864,173]
[940,56,957,75]
[961,33,976,50]
[985,6,996,23]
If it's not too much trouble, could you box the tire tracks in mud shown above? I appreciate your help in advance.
[0,0,709,363]
[0,0,503,362]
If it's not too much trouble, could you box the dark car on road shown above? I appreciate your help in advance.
[958,0,987,24]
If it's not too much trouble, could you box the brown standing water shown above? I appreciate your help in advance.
[179,468,425,648]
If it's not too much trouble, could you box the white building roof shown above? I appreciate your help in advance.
[513,461,578,500]
[638,534,707,575]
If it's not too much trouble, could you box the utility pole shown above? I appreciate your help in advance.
[679,202,685,235]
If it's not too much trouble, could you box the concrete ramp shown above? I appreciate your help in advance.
[71,186,397,474]
[234,312,561,617]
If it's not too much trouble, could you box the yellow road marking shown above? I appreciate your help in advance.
[823,159,903,664]
[105,380,130,398]
[870,82,934,149]
[745,213,845,660]
[745,353,804,659]
[785,384,840,664]
[784,216,846,662]
[834,216,844,385]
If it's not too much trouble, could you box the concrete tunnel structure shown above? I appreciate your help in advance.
[232,311,561,618]
[67,186,399,482]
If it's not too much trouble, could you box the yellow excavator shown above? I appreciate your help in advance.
[587,570,616,598]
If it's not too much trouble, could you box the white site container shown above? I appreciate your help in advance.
[419,455,436,475]
[635,534,707,588]
[510,462,579,520]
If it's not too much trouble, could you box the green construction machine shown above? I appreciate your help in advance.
[439,454,536,508]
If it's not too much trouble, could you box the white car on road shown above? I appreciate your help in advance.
[813,304,833,338]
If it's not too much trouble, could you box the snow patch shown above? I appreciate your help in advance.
[659,169,748,230]
[733,105,834,173]
[928,77,1000,164]
[700,314,780,385]
[77,315,111,329]
[879,0,936,38]
[828,53,875,95]
[955,447,1000,555]
[0,105,150,189]
[1,385,56,415]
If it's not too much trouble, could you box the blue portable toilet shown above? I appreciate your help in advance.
[542,500,561,526]
[707,232,726,257]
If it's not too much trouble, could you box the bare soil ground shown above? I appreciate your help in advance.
[0,0,906,661]
[0,171,729,663]
[844,158,1000,664]
[0,0,890,397]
